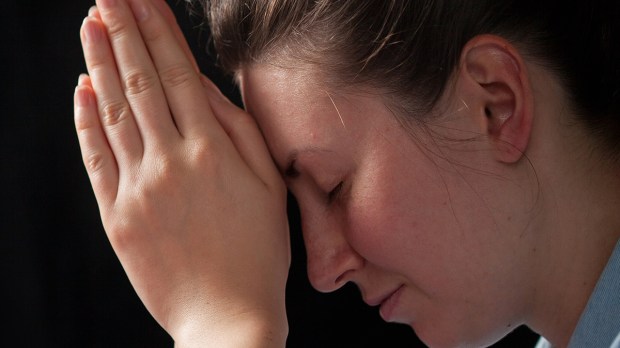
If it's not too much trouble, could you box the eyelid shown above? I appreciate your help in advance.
[327,181,344,204]
[285,159,299,178]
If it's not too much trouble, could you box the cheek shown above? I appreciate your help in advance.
[338,129,534,345]
[342,138,510,298]
[343,145,460,279]
[343,151,526,343]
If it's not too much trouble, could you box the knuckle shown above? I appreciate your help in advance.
[106,190,157,253]
[153,154,178,182]
[103,14,130,42]
[187,137,220,165]
[85,151,107,175]
[101,100,131,127]
[105,218,137,253]
[159,64,195,89]
[87,56,108,75]
[140,152,181,192]
[124,70,157,97]
[75,110,97,132]
[141,21,166,44]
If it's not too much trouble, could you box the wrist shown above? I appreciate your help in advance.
[173,308,288,348]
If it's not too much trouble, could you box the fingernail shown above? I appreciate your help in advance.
[130,0,150,22]
[82,17,102,43]
[88,6,98,17]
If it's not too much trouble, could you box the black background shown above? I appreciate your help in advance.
[1,0,540,346]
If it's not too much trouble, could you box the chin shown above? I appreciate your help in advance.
[412,321,511,348]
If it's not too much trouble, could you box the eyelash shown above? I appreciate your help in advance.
[327,181,344,203]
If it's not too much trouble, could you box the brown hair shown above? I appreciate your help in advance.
[195,0,619,157]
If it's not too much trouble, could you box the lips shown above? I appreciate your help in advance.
[364,284,404,308]
[379,285,404,322]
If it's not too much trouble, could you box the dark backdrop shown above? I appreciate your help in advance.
[1,1,540,346]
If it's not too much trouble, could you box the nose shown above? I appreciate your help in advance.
[302,213,364,293]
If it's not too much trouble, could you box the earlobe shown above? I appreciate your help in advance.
[459,35,534,163]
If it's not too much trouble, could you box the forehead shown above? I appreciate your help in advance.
[238,64,398,170]
[238,64,347,163]
[239,63,324,115]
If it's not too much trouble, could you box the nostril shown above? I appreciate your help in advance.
[304,229,365,292]
[307,263,352,293]
[334,269,354,286]
[308,254,363,293]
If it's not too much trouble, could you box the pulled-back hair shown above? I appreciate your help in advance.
[197,0,619,158]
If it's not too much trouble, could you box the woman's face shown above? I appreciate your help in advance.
[240,63,538,347]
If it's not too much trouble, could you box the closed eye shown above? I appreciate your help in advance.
[327,181,344,203]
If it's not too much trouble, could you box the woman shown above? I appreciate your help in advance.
[74,0,619,346]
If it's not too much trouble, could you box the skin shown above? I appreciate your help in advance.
[76,0,288,346]
[75,0,620,347]
[239,62,539,347]
[239,41,620,347]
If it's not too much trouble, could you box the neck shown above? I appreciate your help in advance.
[526,136,620,347]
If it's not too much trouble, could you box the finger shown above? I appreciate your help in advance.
[91,1,198,73]
[89,5,100,18]
[75,74,120,206]
[81,15,144,164]
[200,76,282,187]
[95,0,179,143]
[152,0,200,73]
[127,0,223,139]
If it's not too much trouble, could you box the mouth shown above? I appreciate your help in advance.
[379,285,405,322]
[378,285,404,322]
[364,284,404,310]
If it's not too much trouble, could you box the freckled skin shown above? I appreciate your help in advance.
[240,64,540,347]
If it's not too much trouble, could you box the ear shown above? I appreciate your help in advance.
[456,35,534,163]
